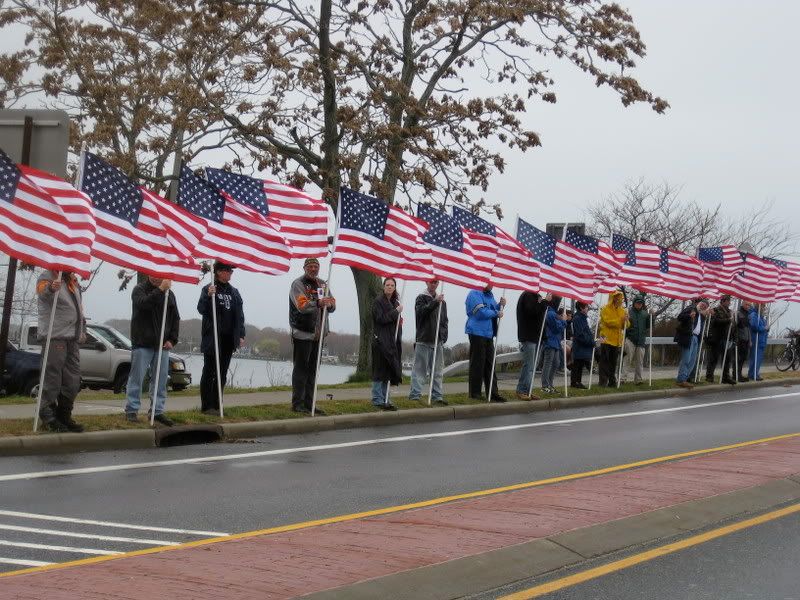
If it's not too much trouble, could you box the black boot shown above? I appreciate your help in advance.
[56,407,84,433]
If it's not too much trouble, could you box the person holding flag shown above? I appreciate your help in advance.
[570,301,595,389]
[622,295,649,385]
[705,295,736,384]
[289,258,336,415]
[408,279,448,405]
[124,277,180,425]
[748,304,769,381]
[198,262,246,415]
[465,285,507,402]
[737,301,752,381]
[371,277,404,411]
[541,296,568,394]
[598,291,628,387]
[35,271,87,432]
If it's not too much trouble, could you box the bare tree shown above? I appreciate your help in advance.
[587,179,800,322]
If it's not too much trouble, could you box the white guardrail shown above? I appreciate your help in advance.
[442,336,791,377]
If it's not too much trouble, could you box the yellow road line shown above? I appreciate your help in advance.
[499,502,800,599]
[2,430,799,580]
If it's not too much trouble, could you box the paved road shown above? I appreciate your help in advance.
[0,364,783,419]
[1,383,799,578]
[482,507,800,600]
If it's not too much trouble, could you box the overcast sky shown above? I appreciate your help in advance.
[6,0,800,345]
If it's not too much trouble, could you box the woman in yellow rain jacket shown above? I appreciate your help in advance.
[598,290,629,387]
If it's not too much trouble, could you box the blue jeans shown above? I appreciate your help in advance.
[541,347,559,389]
[372,380,390,406]
[677,336,699,383]
[516,341,539,394]
[748,344,766,380]
[409,342,444,402]
[125,346,170,415]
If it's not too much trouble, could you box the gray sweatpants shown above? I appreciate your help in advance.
[39,339,81,423]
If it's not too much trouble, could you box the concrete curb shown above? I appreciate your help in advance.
[301,475,800,600]
[2,377,799,456]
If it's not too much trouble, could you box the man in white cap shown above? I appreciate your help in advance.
[289,258,336,414]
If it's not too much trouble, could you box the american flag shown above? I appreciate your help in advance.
[417,204,493,288]
[177,166,291,275]
[205,168,329,259]
[697,245,745,298]
[726,253,779,303]
[598,234,663,293]
[764,257,800,301]
[0,149,95,277]
[565,229,625,282]
[80,152,204,283]
[516,218,595,301]
[451,207,539,292]
[635,245,705,300]
[331,187,433,280]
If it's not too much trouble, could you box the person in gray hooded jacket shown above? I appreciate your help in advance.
[35,270,87,432]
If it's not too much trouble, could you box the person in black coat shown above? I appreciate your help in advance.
[124,276,180,425]
[197,262,246,415]
[570,301,595,389]
[515,291,549,399]
[371,277,403,410]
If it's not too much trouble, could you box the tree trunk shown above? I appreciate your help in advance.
[351,267,382,380]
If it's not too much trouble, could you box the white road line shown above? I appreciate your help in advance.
[0,524,179,546]
[0,557,53,567]
[0,510,228,537]
[1,390,798,483]
[0,540,121,555]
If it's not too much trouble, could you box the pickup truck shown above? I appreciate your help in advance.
[14,322,191,395]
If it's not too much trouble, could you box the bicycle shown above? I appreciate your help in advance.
[774,329,800,372]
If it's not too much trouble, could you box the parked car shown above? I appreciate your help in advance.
[15,323,191,395]
[1,341,41,397]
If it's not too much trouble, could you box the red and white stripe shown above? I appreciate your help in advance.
[599,240,662,293]
[0,165,95,277]
[262,179,330,258]
[636,248,705,300]
[424,229,494,289]
[196,195,292,275]
[774,260,800,301]
[91,187,204,283]
[491,228,540,292]
[332,205,434,281]
[534,241,597,302]
[725,254,779,303]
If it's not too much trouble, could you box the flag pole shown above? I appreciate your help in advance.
[718,303,734,384]
[694,312,710,383]
[210,289,224,418]
[587,302,601,391]
[32,271,62,432]
[648,309,654,386]
[385,279,406,406]
[733,299,740,382]
[487,217,521,401]
[528,301,547,397]
[563,301,569,398]
[310,198,340,417]
[149,290,170,426]
[427,282,444,406]
[616,287,628,388]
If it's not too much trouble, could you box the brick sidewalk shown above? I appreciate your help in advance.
[3,436,800,599]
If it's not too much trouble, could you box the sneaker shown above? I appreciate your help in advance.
[153,414,174,427]
[43,419,69,433]
[125,412,139,423]
[489,395,507,403]
[408,396,422,402]
[380,404,398,411]
[756,377,764,382]
[676,381,694,389]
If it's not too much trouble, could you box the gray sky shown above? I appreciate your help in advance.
[7,0,800,344]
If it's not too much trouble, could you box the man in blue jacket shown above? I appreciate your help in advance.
[748,304,769,381]
[198,262,245,415]
[465,285,506,402]
[570,301,595,389]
